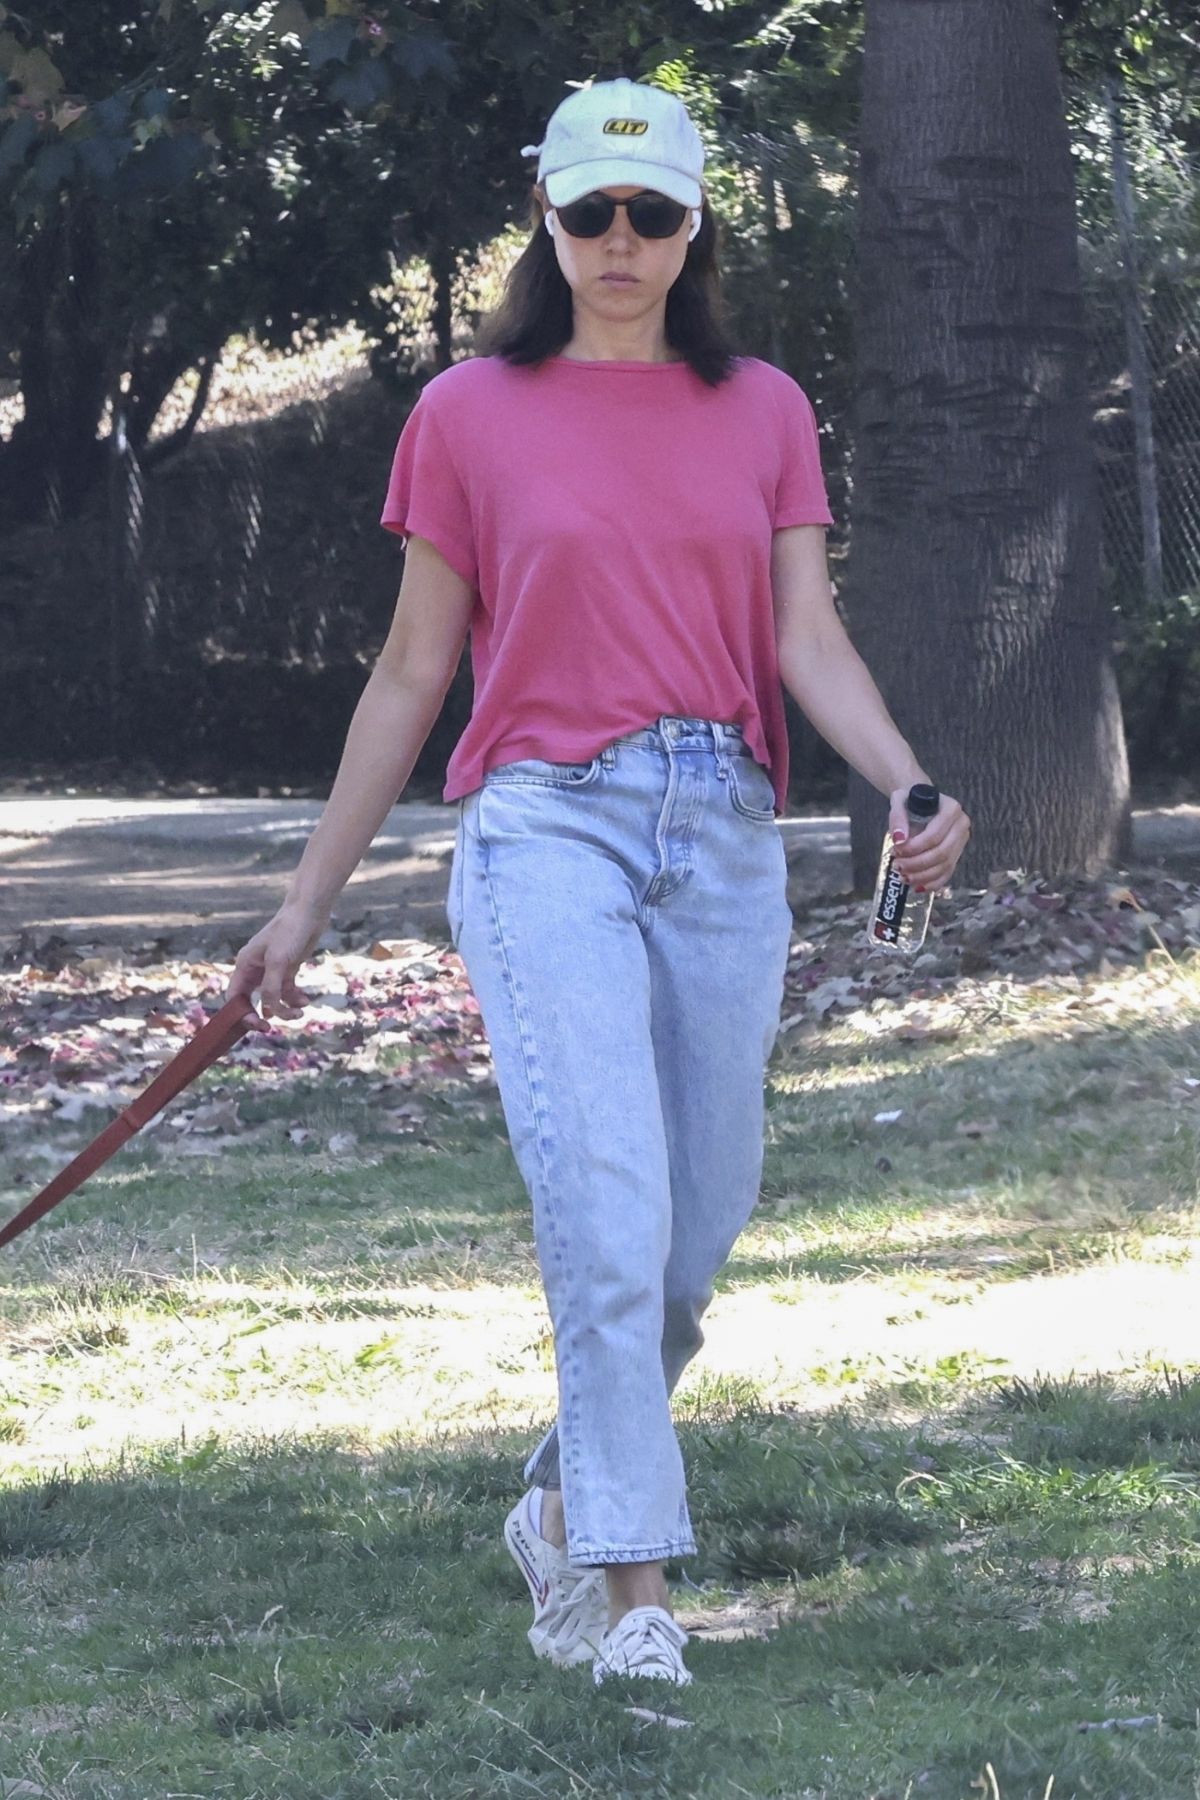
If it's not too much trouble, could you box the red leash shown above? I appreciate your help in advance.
[0,995,266,1250]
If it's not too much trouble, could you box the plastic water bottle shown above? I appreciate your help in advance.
[867,783,941,953]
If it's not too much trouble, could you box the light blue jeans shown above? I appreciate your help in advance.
[446,715,793,1567]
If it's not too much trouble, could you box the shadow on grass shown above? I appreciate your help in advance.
[723,1007,1200,1283]
[3,1380,1200,1796]
[5,1006,1197,1312]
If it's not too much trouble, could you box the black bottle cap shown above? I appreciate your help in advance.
[907,784,940,818]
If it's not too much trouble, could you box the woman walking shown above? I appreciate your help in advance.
[226,77,970,1689]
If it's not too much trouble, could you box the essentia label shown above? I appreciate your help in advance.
[871,858,908,944]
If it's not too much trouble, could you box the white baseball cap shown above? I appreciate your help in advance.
[521,78,704,210]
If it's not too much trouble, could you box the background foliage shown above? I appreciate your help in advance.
[0,0,1197,796]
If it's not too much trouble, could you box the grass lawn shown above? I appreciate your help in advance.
[2,932,1200,1798]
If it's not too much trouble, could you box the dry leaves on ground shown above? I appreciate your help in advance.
[782,868,1200,1035]
[2,871,1198,1185]
[0,937,494,1180]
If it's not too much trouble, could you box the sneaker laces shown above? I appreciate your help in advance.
[542,1561,607,1656]
[605,1606,688,1676]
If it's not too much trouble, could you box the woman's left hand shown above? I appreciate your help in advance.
[888,789,971,894]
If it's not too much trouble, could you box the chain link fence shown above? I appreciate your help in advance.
[1080,115,1200,772]
[1084,232,1200,605]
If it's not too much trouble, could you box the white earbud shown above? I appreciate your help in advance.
[544,211,556,237]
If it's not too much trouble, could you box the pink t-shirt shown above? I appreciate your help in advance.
[380,353,834,813]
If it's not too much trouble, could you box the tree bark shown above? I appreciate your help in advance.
[429,239,454,372]
[3,195,109,525]
[844,0,1131,890]
[143,353,218,468]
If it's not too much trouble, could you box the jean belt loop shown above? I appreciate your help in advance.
[714,719,732,782]
[600,742,616,770]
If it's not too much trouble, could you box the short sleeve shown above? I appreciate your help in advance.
[380,398,477,587]
[772,379,834,530]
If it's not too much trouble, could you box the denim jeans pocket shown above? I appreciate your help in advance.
[485,756,602,790]
[726,755,777,822]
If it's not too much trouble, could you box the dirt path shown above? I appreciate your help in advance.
[1,793,1198,963]
[0,815,457,960]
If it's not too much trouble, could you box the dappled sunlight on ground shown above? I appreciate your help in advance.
[705,1241,1200,1416]
[7,1232,1200,1477]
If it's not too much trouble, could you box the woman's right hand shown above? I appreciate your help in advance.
[225,902,329,1021]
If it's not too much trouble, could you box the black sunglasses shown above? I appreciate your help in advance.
[553,190,691,240]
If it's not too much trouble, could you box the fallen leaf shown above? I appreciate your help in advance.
[623,1706,694,1729]
[1077,1714,1161,1733]
[180,1099,243,1135]
[42,1084,108,1124]
[807,976,860,1017]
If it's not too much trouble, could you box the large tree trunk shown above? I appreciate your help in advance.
[429,239,455,373]
[843,0,1131,891]
[1,194,109,527]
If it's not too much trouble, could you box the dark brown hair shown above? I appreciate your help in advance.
[473,187,741,387]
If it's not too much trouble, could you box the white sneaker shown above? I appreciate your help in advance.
[503,1489,610,1668]
[592,1604,693,1687]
